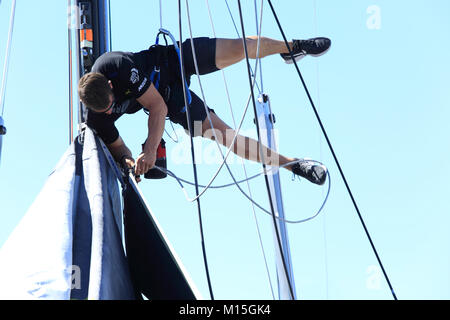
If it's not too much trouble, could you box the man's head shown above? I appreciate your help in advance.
[78,72,114,113]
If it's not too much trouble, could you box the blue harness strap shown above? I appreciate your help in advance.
[150,67,160,91]
[149,35,163,91]
[154,29,192,111]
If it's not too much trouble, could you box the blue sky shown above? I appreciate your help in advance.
[1,0,450,300]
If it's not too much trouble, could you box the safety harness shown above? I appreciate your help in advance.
[148,29,192,108]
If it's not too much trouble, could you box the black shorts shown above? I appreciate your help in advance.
[164,37,219,135]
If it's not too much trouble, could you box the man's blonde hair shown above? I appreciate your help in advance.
[78,72,113,111]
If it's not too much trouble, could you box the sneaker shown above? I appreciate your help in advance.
[291,159,327,186]
[280,37,331,64]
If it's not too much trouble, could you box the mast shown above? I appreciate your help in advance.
[255,93,297,300]
[68,0,111,135]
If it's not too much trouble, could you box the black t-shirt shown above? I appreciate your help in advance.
[86,50,157,144]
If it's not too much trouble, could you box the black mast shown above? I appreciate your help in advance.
[69,0,111,129]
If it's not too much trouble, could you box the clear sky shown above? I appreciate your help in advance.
[0,0,449,300]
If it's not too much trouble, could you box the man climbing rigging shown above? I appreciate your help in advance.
[78,36,331,185]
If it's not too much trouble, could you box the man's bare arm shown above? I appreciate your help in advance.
[107,136,142,182]
[107,135,132,162]
[135,84,168,176]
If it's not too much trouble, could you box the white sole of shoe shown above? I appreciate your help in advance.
[312,165,328,185]
[283,47,331,64]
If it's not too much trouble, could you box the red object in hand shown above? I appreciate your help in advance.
[143,138,167,179]
[156,140,166,159]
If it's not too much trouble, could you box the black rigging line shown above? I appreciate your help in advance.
[177,0,215,300]
[236,0,295,299]
[266,0,397,300]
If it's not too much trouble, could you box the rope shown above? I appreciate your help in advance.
[186,0,332,298]
[266,0,398,300]
[253,0,264,92]
[177,0,215,300]
[153,0,180,144]
[312,0,330,299]
[205,0,275,299]
[0,0,17,117]
[237,0,295,299]
[159,0,163,29]
[156,159,331,224]
[174,41,260,203]
[182,0,283,215]
[167,0,329,299]
[223,0,262,93]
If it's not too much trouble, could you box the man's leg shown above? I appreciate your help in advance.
[215,36,331,69]
[200,112,327,185]
[215,37,291,70]
[200,112,327,186]
[201,111,294,168]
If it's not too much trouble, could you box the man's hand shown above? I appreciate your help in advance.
[135,150,156,176]
[121,155,142,183]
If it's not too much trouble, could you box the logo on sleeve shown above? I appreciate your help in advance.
[138,77,148,92]
[130,68,139,84]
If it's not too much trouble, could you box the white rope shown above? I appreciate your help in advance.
[159,159,330,224]
[205,0,275,299]
[159,0,163,29]
[157,28,257,203]
[154,0,331,299]
[223,0,262,93]
[181,0,331,224]
[155,0,180,144]
[183,0,264,203]
[254,0,264,93]
[0,0,17,116]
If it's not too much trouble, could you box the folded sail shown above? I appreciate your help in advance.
[0,127,200,300]
[0,128,135,299]
[123,174,201,300]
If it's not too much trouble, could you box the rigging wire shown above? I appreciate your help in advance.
[0,0,16,117]
[201,2,312,223]
[156,161,330,225]
[186,0,300,298]
[223,0,262,94]
[266,0,398,300]
[154,0,179,144]
[185,0,332,297]
[159,0,163,29]
[205,0,275,299]
[224,0,241,38]
[253,0,264,92]
[170,0,329,299]
[186,0,316,299]
[236,0,295,299]
[173,30,262,203]
[312,0,330,299]
[67,0,74,144]
[183,0,316,225]
[177,0,215,300]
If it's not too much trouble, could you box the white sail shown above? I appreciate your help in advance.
[0,127,135,300]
